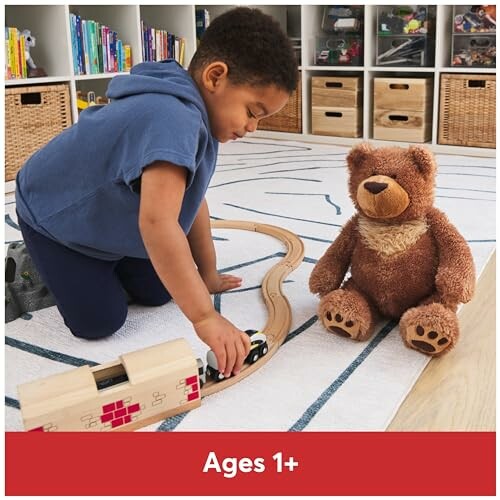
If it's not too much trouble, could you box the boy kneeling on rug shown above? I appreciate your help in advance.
[15,8,298,378]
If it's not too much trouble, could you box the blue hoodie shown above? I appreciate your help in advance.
[15,60,218,260]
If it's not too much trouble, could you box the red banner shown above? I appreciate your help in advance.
[5,432,495,496]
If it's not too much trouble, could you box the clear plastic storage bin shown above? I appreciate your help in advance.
[376,5,436,67]
[451,5,496,67]
[315,5,364,66]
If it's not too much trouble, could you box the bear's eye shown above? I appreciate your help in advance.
[390,174,397,179]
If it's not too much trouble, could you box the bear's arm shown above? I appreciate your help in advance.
[427,207,476,305]
[309,215,358,297]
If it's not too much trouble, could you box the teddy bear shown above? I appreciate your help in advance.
[309,143,476,356]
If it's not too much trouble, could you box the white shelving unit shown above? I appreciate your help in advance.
[5,4,496,158]
[5,4,196,121]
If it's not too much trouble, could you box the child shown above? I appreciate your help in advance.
[15,7,298,379]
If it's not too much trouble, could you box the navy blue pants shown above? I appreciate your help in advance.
[18,216,171,340]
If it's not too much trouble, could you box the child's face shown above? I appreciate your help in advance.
[197,62,291,143]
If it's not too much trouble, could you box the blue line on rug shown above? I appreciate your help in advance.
[234,153,346,161]
[217,140,311,155]
[214,293,221,313]
[212,236,229,241]
[209,176,322,188]
[219,161,345,173]
[5,396,20,409]
[468,239,496,243]
[5,336,98,367]
[436,195,495,201]
[265,192,342,215]
[259,165,346,174]
[284,316,319,343]
[288,320,398,432]
[156,411,191,431]
[438,173,495,178]
[5,214,19,230]
[223,203,343,228]
[437,186,496,194]
[297,234,334,244]
[224,281,294,295]
[437,164,496,170]
[218,252,285,273]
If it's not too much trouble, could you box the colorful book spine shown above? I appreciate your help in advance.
[75,14,84,75]
[5,28,11,79]
[124,44,132,71]
[20,34,26,78]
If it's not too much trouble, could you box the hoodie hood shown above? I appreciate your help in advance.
[106,60,208,124]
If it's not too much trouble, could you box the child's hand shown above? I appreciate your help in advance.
[201,270,243,294]
[194,312,251,377]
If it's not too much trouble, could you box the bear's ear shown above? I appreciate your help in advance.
[346,142,373,170]
[409,145,436,178]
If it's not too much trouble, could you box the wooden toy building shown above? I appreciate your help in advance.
[18,339,201,431]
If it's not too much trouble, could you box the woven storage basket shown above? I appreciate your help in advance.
[439,74,496,148]
[5,84,72,181]
[259,76,302,133]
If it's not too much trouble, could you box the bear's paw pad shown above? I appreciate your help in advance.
[323,310,358,339]
[408,324,450,355]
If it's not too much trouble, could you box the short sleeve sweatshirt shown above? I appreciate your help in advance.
[15,60,218,260]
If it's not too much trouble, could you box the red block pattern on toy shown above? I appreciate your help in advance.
[100,400,141,428]
[185,375,200,402]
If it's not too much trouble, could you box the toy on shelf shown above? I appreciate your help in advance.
[378,6,429,35]
[76,90,110,112]
[21,30,47,78]
[309,143,475,357]
[321,6,363,33]
[454,5,496,32]
[316,36,362,66]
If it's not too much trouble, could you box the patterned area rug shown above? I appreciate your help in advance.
[5,138,496,431]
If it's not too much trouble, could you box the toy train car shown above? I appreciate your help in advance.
[205,329,268,382]
[18,331,267,432]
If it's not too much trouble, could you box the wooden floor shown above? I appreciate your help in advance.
[388,251,496,431]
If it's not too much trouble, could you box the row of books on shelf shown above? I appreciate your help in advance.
[5,27,28,79]
[141,22,185,66]
[69,13,132,76]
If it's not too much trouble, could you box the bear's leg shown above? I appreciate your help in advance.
[318,280,377,341]
[400,302,459,356]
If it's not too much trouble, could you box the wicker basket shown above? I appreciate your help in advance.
[438,74,496,148]
[259,77,302,133]
[5,84,72,181]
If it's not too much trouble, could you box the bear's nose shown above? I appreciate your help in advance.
[364,181,388,194]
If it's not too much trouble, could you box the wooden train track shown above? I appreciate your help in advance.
[201,220,305,397]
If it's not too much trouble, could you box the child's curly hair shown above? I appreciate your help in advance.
[189,7,298,93]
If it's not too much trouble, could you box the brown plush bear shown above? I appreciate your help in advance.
[309,143,476,356]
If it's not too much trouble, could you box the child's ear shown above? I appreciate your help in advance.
[346,142,373,171]
[202,61,229,92]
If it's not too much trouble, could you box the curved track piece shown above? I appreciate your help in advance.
[201,220,305,397]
